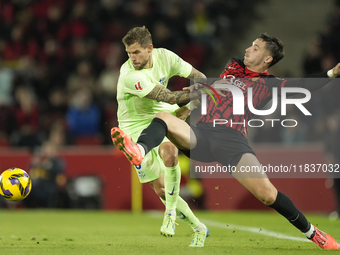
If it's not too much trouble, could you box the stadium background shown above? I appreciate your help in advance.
[0,0,340,215]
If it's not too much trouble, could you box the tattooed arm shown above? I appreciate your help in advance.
[187,67,207,82]
[145,67,205,104]
[145,84,201,104]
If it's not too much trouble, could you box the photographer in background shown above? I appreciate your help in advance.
[24,141,66,208]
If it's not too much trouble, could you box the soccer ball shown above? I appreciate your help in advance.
[0,168,32,201]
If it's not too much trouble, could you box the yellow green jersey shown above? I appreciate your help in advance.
[117,48,192,138]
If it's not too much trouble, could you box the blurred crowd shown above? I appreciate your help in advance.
[250,0,340,146]
[0,0,340,211]
[0,0,261,208]
[301,0,340,143]
[0,0,340,148]
[0,0,260,151]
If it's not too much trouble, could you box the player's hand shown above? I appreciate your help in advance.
[183,81,229,97]
[211,79,233,90]
[210,79,231,96]
[182,82,204,92]
[332,63,340,76]
[211,79,233,86]
[175,105,191,120]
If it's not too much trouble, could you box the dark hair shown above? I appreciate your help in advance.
[122,26,152,48]
[258,33,285,67]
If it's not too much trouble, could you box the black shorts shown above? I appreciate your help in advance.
[181,123,255,167]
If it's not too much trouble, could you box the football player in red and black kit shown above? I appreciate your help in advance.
[111,33,340,249]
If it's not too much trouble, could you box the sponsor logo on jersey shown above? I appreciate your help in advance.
[198,82,223,107]
[134,81,143,90]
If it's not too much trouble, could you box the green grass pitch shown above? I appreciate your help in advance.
[0,210,339,255]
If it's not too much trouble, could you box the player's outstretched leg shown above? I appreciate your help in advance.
[235,153,339,250]
[111,127,143,165]
[309,227,339,249]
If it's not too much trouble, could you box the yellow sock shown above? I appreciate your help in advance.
[164,163,181,212]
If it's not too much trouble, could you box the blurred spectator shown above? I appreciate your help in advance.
[280,113,307,146]
[11,85,42,149]
[41,87,68,135]
[124,0,156,29]
[0,56,14,106]
[97,42,122,103]
[15,56,51,102]
[0,56,15,145]
[300,0,340,145]
[161,2,189,45]
[48,120,69,147]
[40,3,67,42]
[24,141,66,208]
[152,21,179,52]
[16,56,36,83]
[3,24,26,60]
[302,36,323,76]
[0,104,15,146]
[32,59,66,106]
[40,38,65,70]
[68,1,89,39]
[66,88,102,139]
[186,0,216,48]
[321,54,337,72]
[64,38,103,78]
[66,60,98,98]
[0,0,265,148]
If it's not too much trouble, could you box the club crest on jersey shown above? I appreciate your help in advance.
[134,81,143,90]
[159,77,166,86]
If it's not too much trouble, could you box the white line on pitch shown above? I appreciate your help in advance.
[148,211,308,243]
[201,219,309,242]
[203,219,340,246]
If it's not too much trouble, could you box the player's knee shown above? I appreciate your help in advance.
[256,188,277,206]
[159,143,178,167]
[155,112,171,120]
[263,194,277,206]
[162,153,178,167]
[155,112,173,126]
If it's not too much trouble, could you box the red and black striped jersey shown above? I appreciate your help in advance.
[196,57,286,137]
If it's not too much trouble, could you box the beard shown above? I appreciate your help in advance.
[133,59,149,70]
